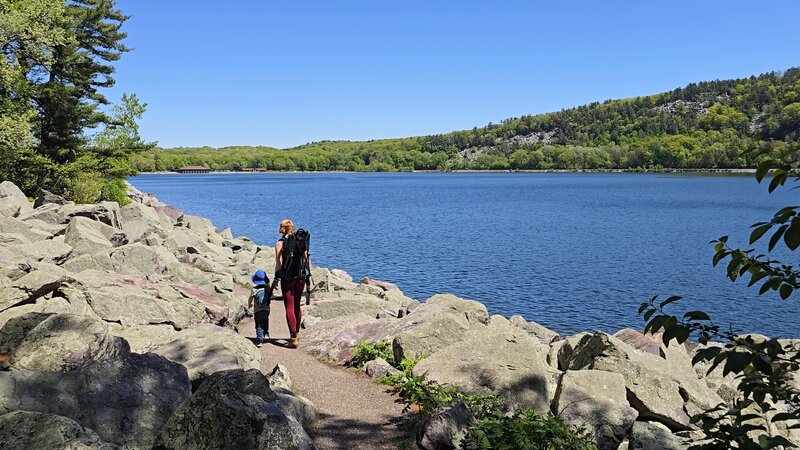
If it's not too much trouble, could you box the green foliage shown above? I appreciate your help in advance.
[378,355,594,449]
[639,154,800,449]
[349,339,394,368]
[100,177,130,206]
[0,0,147,202]
[472,409,596,450]
[137,68,800,173]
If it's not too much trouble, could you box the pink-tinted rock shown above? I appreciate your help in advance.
[359,277,400,292]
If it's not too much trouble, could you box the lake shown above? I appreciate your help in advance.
[128,172,800,337]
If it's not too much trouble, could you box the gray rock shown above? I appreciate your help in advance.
[0,313,127,372]
[554,370,638,450]
[11,239,73,263]
[0,411,118,450]
[153,369,314,450]
[33,189,69,208]
[107,323,178,353]
[360,276,401,291]
[392,294,489,362]
[509,314,560,344]
[0,264,70,313]
[364,357,401,379]
[0,217,53,242]
[61,202,122,229]
[413,315,559,413]
[419,403,475,450]
[149,324,261,385]
[268,364,294,391]
[119,201,172,242]
[565,332,722,431]
[0,352,191,448]
[18,202,63,224]
[0,181,33,218]
[63,216,122,257]
[61,252,114,273]
[273,386,318,426]
[330,268,352,282]
[108,243,169,276]
[67,270,206,328]
[629,421,689,450]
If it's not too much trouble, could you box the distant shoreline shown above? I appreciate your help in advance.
[135,168,757,175]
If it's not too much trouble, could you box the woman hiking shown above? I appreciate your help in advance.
[275,219,312,349]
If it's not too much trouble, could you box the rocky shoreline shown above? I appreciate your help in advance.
[0,180,797,449]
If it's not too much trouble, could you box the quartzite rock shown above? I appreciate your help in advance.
[419,402,475,450]
[392,294,489,362]
[413,315,559,413]
[149,324,261,385]
[0,411,117,450]
[0,313,127,372]
[628,421,689,450]
[555,370,638,450]
[0,181,33,218]
[0,352,191,448]
[153,369,313,450]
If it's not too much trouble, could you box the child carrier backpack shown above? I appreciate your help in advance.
[281,228,310,279]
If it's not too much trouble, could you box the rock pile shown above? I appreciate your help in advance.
[0,181,316,448]
[298,283,799,449]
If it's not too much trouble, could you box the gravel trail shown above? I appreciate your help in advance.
[238,310,410,450]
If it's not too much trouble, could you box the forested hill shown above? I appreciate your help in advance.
[134,68,800,172]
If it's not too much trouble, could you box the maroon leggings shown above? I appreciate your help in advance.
[281,278,306,335]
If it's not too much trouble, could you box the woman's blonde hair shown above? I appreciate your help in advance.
[278,219,295,235]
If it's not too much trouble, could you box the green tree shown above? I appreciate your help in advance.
[35,0,129,160]
[640,148,800,449]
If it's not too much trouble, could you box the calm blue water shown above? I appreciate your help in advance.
[129,173,800,337]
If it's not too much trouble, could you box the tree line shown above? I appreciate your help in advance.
[133,68,800,172]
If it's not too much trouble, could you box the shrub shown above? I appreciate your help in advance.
[378,354,595,449]
[100,177,130,206]
[349,339,394,368]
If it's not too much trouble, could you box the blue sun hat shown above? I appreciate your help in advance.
[252,269,269,286]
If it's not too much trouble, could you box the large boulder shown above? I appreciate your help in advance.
[272,387,318,426]
[108,323,179,353]
[149,324,261,386]
[628,421,689,450]
[563,332,723,431]
[419,402,475,450]
[0,352,191,448]
[0,264,70,313]
[0,217,53,242]
[509,315,560,344]
[0,181,32,218]
[66,270,207,329]
[60,202,122,229]
[119,201,172,242]
[153,369,314,450]
[554,370,638,450]
[10,239,73,264]
[18,202,63,224]
[33,189,68,208]
[63,216,126,257]
[0,411,117,450]
[0,313,127,372]
[392,294,489,362]
[413,315,559,413]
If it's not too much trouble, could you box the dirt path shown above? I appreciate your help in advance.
[238,310,410,450]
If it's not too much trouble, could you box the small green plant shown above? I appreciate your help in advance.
[472,408,596,450]
[379,354,595,449]
[349,339,394,368]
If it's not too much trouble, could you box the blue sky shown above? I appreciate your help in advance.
[109,1,800,148]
